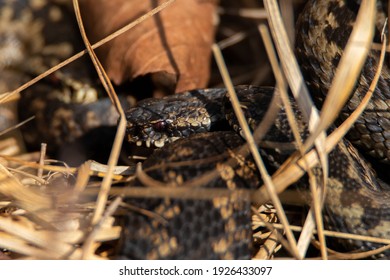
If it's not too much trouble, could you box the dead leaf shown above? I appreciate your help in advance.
[80,0,217,95]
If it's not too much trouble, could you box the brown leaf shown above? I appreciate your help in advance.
[80,0,217,95]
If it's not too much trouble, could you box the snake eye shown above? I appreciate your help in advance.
[152,120,167,132]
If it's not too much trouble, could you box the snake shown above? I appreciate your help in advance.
[121,0,390,259]
[0,0,389,259]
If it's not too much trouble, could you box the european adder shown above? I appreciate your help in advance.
[1,0,389,259]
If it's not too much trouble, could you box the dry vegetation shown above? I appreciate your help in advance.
[0,0,388,260]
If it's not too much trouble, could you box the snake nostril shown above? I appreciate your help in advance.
[126,124,142,138]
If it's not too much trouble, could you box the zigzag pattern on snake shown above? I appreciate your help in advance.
[0,0,389,259]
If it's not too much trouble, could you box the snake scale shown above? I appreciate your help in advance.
[0,0,389,259]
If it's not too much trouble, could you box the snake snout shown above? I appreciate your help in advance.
[125,120,173,148]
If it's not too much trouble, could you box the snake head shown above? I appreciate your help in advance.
[125,89,226,148]
[125,98,207,148]
[126,112,178,148]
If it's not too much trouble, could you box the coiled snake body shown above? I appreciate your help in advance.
[123,0,390,259]
[1,0,390,259]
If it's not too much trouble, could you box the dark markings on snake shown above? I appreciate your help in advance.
[2,0,390,259]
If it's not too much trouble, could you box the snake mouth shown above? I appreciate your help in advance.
[126,123,181,148]
[128,135,180,148]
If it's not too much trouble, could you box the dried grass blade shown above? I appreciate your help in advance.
[72,0,128,259]
[0,165,51,213]
[0,0,176,104]
[262,0,329,258]
[0,116,34,137]
[252,32,384,204]
[303,0,376,151]
[0,232,59,259]
[38,226,121,244]
[253,221,390,246]
[258,24,328,258]
[81,197,122,259]
[252,229,280,259]
[212,43,301,259]
[263,0,327,162]
[0,216,72,256]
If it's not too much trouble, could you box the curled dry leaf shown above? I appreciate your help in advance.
[80,0,217,95]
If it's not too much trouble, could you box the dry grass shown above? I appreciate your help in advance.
[0,0,389,260]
